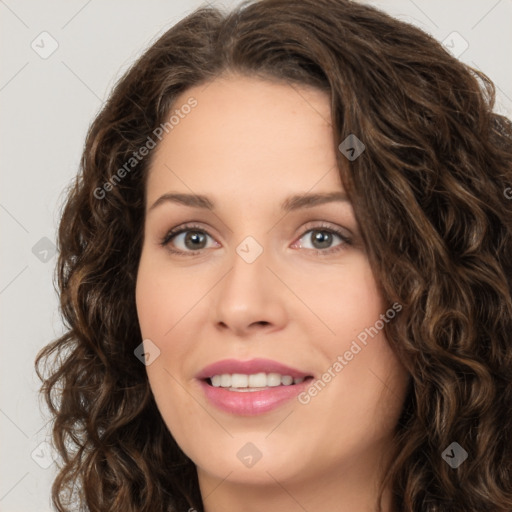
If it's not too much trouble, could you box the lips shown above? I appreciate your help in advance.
[196,358,315,416]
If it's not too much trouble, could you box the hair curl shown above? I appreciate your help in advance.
[35,0,512,510]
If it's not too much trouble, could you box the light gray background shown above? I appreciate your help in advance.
[1,1,511,510]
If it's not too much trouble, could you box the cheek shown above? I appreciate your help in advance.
[135,257,195,422]
[298,256,384,341]
[301,257,403,403]
[135,250,199,337]
[135,251,206,385]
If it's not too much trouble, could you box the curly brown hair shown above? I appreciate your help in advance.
[35,0,512,510]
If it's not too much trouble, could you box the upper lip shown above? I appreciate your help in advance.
[196,358,313,380]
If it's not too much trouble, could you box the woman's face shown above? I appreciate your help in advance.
[136,75,410,492]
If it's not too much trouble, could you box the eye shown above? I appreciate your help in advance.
[294,224,351,255]
[160,222,352,256]
[160,223,218,255]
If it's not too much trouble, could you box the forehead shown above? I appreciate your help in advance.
[146,75,342,205]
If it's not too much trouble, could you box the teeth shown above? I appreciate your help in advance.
[231,374,248,388]
[281,375,293,386]
[267,373,282,387]
[209,373,307,389]
[220,374,231,387]
[249,372,268,387]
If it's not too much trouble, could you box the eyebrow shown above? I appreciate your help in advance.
[148,191,349,213]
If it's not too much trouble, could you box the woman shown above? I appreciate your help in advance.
[35,0,512,511]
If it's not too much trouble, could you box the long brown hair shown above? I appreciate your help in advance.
[35,0,512,510]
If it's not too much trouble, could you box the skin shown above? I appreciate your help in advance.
[136,74,411,512]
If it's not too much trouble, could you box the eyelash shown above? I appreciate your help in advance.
[159,222,352,257]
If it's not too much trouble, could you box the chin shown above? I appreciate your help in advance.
[183,432,310,485]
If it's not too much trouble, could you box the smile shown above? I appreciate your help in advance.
[196,359,315,415]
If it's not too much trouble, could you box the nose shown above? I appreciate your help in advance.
[213,244,288,338]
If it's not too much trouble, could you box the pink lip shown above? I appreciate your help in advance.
[196,358,314,416]
[199,379,312,416]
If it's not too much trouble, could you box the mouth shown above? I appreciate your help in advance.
[196,358,315,415]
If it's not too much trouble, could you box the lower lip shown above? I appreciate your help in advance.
[199,379,312,416]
